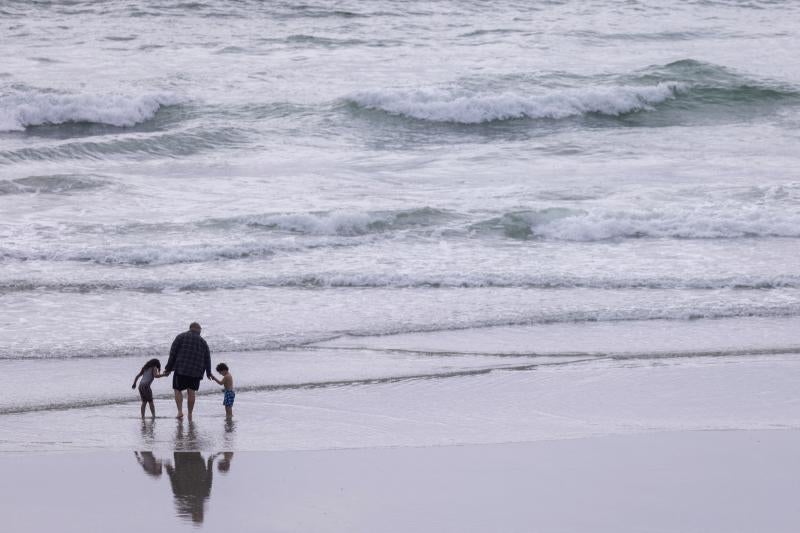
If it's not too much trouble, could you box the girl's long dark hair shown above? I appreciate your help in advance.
[141,358,161,372]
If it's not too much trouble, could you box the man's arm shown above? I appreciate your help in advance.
[164,334,181,373]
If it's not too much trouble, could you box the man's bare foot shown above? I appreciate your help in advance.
[176,412,184,419]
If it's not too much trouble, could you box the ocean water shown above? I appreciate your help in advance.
[2,0,800,451]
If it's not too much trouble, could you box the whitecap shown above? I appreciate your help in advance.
[0,90,184,131]
[346,83,684,124]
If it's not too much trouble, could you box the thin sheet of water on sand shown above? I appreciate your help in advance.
[2,431,799,533]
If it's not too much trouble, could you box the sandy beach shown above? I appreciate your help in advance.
[3,430,799,532]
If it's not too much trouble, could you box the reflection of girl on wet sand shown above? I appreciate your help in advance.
[134,451,163,478]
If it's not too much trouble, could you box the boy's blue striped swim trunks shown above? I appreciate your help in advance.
[223,389,235,406]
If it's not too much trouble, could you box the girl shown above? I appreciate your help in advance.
[132,358,164,418]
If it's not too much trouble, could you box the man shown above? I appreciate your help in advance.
[163,322,212,420]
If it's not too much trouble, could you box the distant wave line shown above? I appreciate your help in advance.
[4,204,800,267]
[3,273,800,293]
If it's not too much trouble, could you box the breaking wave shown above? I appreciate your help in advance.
[0,90,183,131]
[345,60,800,125]
[346,83,683,123]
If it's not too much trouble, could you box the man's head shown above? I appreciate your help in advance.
[216,362,229,375]
[189,322,202,333]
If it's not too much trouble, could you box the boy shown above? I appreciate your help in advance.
[211,362,235,419]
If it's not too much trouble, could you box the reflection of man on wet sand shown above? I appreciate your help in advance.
[132,450,234,524]
[166,452,214,524]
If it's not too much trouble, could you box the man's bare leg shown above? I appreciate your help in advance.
[174,389,184,419]
[187,390,196,420]
[225,405,232,419]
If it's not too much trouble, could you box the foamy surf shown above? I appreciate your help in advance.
[0,90,183,131]
[346,83,683,123]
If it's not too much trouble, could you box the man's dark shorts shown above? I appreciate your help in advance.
[173,373,201,391]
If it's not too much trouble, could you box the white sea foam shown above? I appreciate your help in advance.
[347,83,683,123]
[0,91,183,131]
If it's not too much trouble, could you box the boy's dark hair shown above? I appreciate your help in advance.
[142,358,161,371]
[216,362,229,373]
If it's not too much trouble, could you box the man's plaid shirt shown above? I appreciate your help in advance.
[165,330,211,378]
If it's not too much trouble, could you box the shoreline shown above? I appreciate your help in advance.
[2,347,798,454]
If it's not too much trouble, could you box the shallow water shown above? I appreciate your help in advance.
[3,432,800,532]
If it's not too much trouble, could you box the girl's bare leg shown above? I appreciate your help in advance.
[148,400,156,418]
[140,401,146,419]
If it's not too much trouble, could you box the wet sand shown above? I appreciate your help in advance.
[2,430,799,532]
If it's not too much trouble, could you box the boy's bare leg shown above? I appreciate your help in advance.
[148,400,156,418]
[187,390,196,420]
[225,406,232,419]
[174,389,184,418]
[140,401,146,419]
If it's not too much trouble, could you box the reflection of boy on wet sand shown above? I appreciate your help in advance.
[214,451,234,473]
